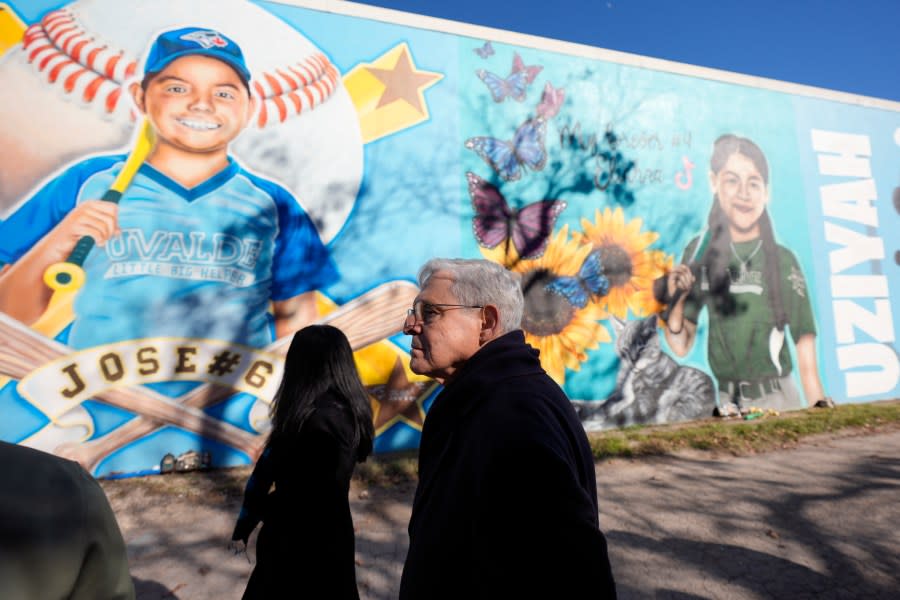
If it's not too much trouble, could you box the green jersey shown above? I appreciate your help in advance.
[682,236,816,382]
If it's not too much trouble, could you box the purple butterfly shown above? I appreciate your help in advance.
[467,172,566,259]
[465,117,547,182]
[476,53,543,102]
[536,82,565,120]
[474,41,495,59]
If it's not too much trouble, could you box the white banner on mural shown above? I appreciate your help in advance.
[18,337,284,420]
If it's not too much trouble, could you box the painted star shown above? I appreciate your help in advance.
[365,47,442,113]
[368,357,433,433]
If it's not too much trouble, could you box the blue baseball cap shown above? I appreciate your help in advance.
[143,27,251,87]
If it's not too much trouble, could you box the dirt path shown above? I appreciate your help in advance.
[104,428,900,599]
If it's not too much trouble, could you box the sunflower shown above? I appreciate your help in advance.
[482,226,611,384]
[573,207,672,319]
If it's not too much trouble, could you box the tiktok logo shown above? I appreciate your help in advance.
[674,155,695,190]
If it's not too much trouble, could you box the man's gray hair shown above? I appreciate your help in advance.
[418,258,524,335]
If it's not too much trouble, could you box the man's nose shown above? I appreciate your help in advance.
[402,315,420,335]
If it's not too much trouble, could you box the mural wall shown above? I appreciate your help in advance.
[0,0,898,477]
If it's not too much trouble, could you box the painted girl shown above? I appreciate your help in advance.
[663,134,828,413]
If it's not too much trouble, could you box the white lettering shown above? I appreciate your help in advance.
[830,275,889,298]
[815,129,898,398]
[238,239,262,269]
[837,344,900,398]
[825,222,885,273]
[157,232,189,262]
[189,231,212,261]
[820,178,878,226]
[833,299,895,344]
[126,230,167,261]
[810,130,872,177]
[213,233,241,263]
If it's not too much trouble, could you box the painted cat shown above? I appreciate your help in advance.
[574,315,717,430]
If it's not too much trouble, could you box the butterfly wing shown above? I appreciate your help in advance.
[511,53,524,73]
[512,118,547,172]
[537,82,565,119]
[524,64,543,84]
[504,71,530,102]
[467,172,512,249]
[474,42,493,58]
[466,136,521,181]
[546,276,589,309]
[476,69,510,102]
[511,199,566,259]
[511,52,543,84]
[578,250,611,297]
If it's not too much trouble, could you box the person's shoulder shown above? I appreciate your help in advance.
[775,242,800,259]
[232,163,300,206]
[306,393,353,437]
[62,154,128,179]
[24,154,126,196]
[2,440,82,476]
[1,441,93,514]
[312,391,349,417]
[477,374,570,433]
[774,242,805,270]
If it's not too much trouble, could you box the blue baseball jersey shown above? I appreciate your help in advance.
[0,155,339,349]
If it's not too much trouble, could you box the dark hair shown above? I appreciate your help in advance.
[266,325,374,462]
[702,134,787,330]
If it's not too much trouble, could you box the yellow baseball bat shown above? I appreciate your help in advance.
[32,119,156,336]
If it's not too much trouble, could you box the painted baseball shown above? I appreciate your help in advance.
[0,0,363,242]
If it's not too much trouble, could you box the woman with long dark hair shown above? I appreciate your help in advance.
[230,324,374,599]
[663,134,828,414]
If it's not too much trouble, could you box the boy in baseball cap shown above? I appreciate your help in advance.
[0,25,336,357]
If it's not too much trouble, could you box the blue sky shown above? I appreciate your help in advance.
[353,0,900,103]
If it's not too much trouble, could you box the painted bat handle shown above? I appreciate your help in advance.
[65,188,124,267]
[47,188,125,288]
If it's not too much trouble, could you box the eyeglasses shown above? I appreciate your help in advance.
[405,300,484,326]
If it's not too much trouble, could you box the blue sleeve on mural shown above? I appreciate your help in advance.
[0,156,124,264]
[242,170,340,300]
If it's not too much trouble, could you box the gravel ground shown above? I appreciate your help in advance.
[103,427,900,599]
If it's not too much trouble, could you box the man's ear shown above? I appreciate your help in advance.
[130,81,146,113]
[479,304,501,344]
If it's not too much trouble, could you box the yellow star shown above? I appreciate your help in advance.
[368,357,435,434]
[365,47,442,114]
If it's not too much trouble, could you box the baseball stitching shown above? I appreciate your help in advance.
[22,8,339,127]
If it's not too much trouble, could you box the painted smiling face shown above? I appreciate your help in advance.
[132,54,255,157]
[710,151,769,242]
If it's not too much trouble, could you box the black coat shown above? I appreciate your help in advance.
[233,393,361,599]
[399,331,617,599]
[0,442,134,600]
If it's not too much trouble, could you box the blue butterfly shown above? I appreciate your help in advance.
[474,41,495,59]
[476,53,542,102]
[465,118,547,182]
[546,250,610,308]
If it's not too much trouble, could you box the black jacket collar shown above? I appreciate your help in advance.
[429,329,543,423]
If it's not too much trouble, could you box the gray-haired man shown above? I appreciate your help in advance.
[399,258,616,599]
